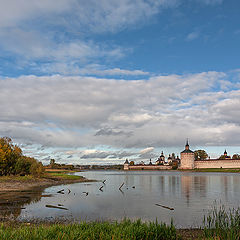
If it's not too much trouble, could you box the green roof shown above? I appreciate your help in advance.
[181,149,194,153]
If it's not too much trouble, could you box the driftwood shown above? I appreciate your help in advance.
[119,188,124,195]
[119,182,124,190]
[57,189,64,194]
[155,204,174,211]
[45,204,68,210]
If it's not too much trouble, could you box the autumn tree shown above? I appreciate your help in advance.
[194,150,208,161]
[0,137,44,176]
[0,137,21,175]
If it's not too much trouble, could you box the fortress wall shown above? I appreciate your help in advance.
[127,165,172,170]
[195,160,240,169]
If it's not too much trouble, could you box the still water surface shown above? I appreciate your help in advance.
[18,171,240,228]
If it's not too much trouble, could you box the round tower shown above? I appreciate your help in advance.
[179,140,195,169]
[123,159,129,170]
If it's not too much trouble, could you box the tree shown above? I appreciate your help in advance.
[15,156,32,175]
[0,137,44,176]
[0,137,21,175]
[232,154,240,160]
[50,159,55,168]
[194,150,208,161]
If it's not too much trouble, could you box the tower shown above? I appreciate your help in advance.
[179,140,195,169]
[123,159,129,170]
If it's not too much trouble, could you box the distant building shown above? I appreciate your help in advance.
[156,151,165,165]
[180,142,240,169]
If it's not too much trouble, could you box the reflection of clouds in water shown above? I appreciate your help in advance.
[16,171,240,227]
[0,189,44,220]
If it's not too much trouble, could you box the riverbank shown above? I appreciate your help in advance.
[0,170,92,192]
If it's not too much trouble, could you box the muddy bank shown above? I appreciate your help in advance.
[0,176,91,192]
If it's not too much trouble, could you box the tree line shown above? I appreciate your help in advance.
[0,137,44,177]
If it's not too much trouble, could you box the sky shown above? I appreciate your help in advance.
[0,0,240,165]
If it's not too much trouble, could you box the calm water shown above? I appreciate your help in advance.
[18,171,240,228]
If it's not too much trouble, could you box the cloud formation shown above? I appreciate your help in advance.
[0,0,224,76]
[0,70,239,157]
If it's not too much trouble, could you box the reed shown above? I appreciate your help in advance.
[203,205,240,239]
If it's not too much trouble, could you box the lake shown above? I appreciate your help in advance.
[18,171,240,228]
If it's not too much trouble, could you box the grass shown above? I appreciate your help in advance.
[0,219,180,240]
[0,170,83,182]
[194,168,240,173]
[44,172,83,180]
[203,205,240,239]
[0,175,35,182]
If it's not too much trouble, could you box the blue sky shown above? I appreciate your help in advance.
[0,0,239,165]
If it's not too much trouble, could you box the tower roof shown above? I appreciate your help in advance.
[181,149,194,153]
[124,159,129,164]
[181,139,194,153]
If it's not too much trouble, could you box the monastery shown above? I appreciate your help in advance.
[124,141,240,170]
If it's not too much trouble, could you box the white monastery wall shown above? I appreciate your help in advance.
[195,160,240,169]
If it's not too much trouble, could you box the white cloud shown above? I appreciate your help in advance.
[92,68,150,76]
[40,63,149,76]
[140,147,154,154]
[186,31,199,41]
[198,0,223,5]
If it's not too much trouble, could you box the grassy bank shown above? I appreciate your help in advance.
[0,220,180,240]
[179,168,240,173]
[44,169,84,181]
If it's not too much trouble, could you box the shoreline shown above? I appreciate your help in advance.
[0,177,92,192]
[0,173,95,221]
[0,174,93,193]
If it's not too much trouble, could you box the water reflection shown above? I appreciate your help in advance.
[16,171,240,228]
[0,188,45,220]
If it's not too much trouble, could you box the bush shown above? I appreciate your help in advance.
[30,161,44,177]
